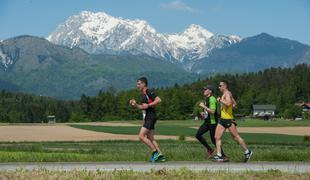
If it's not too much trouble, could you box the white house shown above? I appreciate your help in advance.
[47,115,56,123]
[253,105,276,117]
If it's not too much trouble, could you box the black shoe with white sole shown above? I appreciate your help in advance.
[244,150,253,162]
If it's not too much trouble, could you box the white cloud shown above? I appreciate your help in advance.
[161,0,194,13]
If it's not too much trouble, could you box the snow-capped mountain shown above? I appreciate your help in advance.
[47,11,241,69]
[166,24,240,61]
[0,43,13,71]
[47,11,171,58]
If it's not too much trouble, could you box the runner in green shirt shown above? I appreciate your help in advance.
[196,85,227,160]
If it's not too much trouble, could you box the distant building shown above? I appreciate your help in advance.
[47,115,56,123]
[295,102,310,112]
[253,105,276,117]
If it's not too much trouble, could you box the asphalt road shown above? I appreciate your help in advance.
[0,162,309,173]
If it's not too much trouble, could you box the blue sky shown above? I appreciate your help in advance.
[1,0,310,44]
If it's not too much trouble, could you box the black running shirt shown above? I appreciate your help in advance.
[140,89,157,115]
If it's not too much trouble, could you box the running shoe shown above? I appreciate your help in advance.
[244,150,253,162]
[213,155,224,162]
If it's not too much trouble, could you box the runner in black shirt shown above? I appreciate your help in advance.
[130,77,166,162]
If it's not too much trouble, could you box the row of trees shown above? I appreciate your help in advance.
[74,64,310,121]
[0,64,309,122]
[0,91,76,123]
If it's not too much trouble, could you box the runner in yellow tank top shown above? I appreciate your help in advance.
[220,94,234,120]
[213,81,253,163]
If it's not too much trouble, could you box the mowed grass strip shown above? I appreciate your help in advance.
[105,119,310,127]
[0,169,309,180]
[70,124,196,136]
[70,124,308,144]
[0,140,309,162]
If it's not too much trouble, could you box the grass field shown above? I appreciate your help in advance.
[107,119,310,127]
[0,138,309,162]
[70,124,309,144]
[0,119,309,163]
[66,120,310,162]
[0,169,309,180]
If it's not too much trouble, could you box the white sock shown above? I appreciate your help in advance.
[217,153,222,157]
[245,149,250,154]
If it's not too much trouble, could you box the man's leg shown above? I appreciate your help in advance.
[227,124,247,151]
[228,123,253,162]
[147,130,161,152]
[214,124,226,156]
[139,127,156,151]
[195,121,213,151]
[210,124,226,157]
[147,130,166,161]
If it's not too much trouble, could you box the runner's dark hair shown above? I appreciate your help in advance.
[137,77,148,87]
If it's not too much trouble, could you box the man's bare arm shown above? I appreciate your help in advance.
[232,97,237,108]
[149,96,161,107]
[130,96,161,110]
[221,92,233,107]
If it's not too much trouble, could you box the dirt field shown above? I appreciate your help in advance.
[0,125,183,142]
[191,127,310,136]
[237,127,310,136]
[0,124,308,142]
[0,122,139,127]
[67,122,139,127]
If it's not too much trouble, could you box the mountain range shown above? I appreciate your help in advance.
[47,11,241,71]
[0,35,197,99]
[0,11,309,99]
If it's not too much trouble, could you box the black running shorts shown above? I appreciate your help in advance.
[218,119,237,129]
[143,113,157,130]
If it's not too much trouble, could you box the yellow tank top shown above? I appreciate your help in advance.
[220,95,234,119]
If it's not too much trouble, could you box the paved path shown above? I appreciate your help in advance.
[0,162,309,173]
